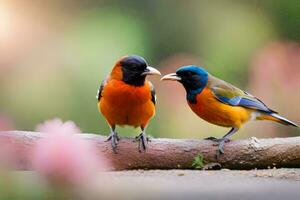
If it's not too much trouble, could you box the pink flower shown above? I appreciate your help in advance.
[36,118,81,134]
[33,119,110,186]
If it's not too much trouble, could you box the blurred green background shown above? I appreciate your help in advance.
[1,0,299,139]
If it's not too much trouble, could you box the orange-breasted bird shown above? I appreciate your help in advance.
[162,65,299,156]
[97,55,161,152]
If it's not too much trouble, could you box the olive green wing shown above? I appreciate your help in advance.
[209,77,276,113]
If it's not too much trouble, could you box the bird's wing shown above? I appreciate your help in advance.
[149,81,156,105]
[209,77,275,113]
[96,78,108,101]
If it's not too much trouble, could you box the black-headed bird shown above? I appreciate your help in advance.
[97,55,161,152]
[162,65,298,156]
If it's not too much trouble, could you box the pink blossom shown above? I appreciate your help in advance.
[33,119,110,186]
[36,118,81,134]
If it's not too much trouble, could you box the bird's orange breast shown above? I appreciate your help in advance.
[99,79,155,128]
[188,88,252,128]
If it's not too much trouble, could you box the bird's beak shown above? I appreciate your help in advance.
[161,73,181,81]
[142,66,161,76]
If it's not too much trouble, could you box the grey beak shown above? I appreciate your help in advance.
[161,73,181,81]
[142,66,161,76]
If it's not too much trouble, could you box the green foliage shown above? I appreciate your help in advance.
[192,154,205,169]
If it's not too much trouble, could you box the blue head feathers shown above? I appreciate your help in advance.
[175,65,209,103]
[176,65,208,76]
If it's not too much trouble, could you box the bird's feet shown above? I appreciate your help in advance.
[106,132,120,153]
[135,133,150,152]
[204,136,218,140]
[205,137,230,159]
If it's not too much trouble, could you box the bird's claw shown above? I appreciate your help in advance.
[135,133,149,152]
[206,137,230,159]
[204,136,218,140]
[205,137,230,143]
[106,133,120,143]
[135,134,151,142]
[146,136,152,142]
[216,138,232,159]
[217,140,225,154]
[106,132,120,153]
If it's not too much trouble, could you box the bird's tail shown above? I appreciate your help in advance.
[257,113,299,127]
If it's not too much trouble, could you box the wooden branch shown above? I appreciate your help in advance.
[1,131,300,170]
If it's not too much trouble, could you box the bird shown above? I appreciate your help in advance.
[97,55,161,152]
[161,65,299,157]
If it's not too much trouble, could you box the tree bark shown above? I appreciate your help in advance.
[1,131,300,170]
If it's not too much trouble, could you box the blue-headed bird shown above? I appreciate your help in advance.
[162,65,298,156]
[97,55,161,152]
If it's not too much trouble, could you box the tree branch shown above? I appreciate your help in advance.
[1,131,300,170]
